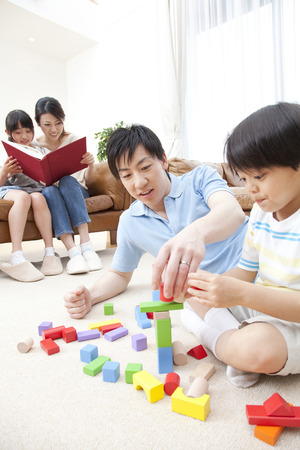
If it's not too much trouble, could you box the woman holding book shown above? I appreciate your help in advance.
[34,96,102,275]
[0,109,63,282]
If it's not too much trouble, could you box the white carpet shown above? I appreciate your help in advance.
[1,232,300,449]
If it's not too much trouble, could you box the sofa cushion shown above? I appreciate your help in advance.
[168,157,224,178]
[85,195,113,214]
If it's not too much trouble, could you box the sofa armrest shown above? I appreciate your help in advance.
[85,161,130,210]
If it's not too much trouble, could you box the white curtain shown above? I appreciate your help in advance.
[184,0,300,162]
[156,0,186,158]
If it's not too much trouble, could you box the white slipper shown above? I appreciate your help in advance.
[66,254,89,275]
[82,250,103,271]
[0,260,44,282]
[41,254,63,276]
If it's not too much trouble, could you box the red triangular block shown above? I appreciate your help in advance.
[264,393,294,417]
[187,344,207,360]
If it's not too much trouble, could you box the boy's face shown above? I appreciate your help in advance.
[7,123,34,146]
[117,144,171,216]
[238,166,300,221]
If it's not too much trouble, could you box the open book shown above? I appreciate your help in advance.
[1,137,88,186]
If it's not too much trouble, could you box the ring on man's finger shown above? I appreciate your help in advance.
[180,260,191,267]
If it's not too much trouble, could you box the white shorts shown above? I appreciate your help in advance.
[229,305,300,376]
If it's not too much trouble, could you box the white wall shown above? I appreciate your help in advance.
[0,39,66,141]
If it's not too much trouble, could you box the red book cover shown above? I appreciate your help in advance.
[1,137,88,186]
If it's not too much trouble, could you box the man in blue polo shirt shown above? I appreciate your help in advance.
[64,125,248,319]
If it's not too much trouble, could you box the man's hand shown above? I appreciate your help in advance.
[152,226,206,299]
[64,285,92,319]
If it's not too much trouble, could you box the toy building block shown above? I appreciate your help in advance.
[77,329,100,342]
[104,302,114,315]
[171,387,210,421]
[125,363,143,384]
[140,301,183,313]
[133,370,164,403]
[173,292,185,303]
[99,323,122,335]
[246,405,300,427]
[80,344,98,363]
[159,282,174,302]
[187,344,207,360]
[157,346,173,374]
[42,325,65,340]
[102,361,120,383]
[153,311,170,320]
[152,289,160,301]
[135,305,152,329]
[62,327,77,343]
[38,321,53,336]
[88,319,121,330]
[132,333,147,351]
[17,337,34,353]
[146,312,154,320]
[264,393,294,417]
[104,327,128,342]
[172,341,187,366]
[83,355,111,376]
[155,318,172,348]
[40,338,60,355]
[164,372,180,396]
[186,377,209,398]
[189,362,216,382]
[254,425,284,446]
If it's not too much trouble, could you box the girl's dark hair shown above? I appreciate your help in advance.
[5,110,34,142]
[225,102,300,173]
[107,124,166,179]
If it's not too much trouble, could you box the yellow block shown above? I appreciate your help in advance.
[133,370,164,404]
[171,387,210,421]
[88,319,121,330]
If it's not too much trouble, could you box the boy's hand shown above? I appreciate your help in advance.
[64,285,92,319]
[187,270,243,308]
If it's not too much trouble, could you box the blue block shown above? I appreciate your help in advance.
[135,305,151,329]
[157,346,173,374]
[102,361,120,383]
[152,290,160,301]
[80,344,98,363]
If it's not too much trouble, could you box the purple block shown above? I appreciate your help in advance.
[38,321,53,336]
[104,327,128,342]
[77,329,101,342]
[131,333,147,351]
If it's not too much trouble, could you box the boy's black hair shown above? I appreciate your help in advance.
[5,110,34,142]
[225,102,300,174]
[107,124,166,179]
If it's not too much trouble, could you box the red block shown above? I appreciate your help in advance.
[62,326,77,343]
[100,323,122,335]
[246,405,300,427]
[159,282,174,302]
[187,344,207,360]
[146,312,154,320]
[42,325,65,340]
[164,372,180,396]
[264,393,294,417]
[40,338,60,355]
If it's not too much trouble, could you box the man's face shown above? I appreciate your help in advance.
[117,144,171,216]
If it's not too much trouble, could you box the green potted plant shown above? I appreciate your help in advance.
[95,121,129,162]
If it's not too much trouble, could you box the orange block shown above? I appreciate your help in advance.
[254,425,284,446]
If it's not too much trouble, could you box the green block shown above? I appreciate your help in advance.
[155,318,172,347]
[125,363,143,384]
[104,303,114,315]
[83,355,111,376]
[139,301,184,313]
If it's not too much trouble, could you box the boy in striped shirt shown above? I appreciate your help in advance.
[181,102,300,387]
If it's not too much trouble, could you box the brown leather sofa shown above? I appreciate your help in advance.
[0,158,253,246]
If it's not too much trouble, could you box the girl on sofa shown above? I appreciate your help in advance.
[0,109,62,282]
[34,96,102,275]
[182,102,300,388]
